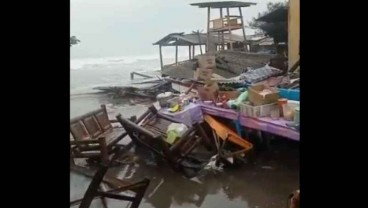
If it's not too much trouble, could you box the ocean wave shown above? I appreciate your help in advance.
[70,55,161,70]
[70,55,189,70]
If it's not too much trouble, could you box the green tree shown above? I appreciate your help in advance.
[249,1,288,44]
[70,36,80,47]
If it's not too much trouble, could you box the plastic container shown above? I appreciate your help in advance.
[278,88,300,101]
[287,100,300,111]
[156,92,173,108]
[270,108,280,120]
[277,98,288,117]
[294,107,300,124]
[282,104,294,121]
[239,102,278,117]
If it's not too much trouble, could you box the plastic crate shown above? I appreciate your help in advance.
[278,88,300,101]
[239,102,278,117]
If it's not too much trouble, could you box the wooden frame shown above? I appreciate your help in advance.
[70,164,150,208]
[116,105,215,174]
[70,105,130,165]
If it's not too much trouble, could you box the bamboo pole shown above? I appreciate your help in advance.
[189,45,192,60]
[226,7,233,51]
[238,7,248,52]
[175,43,178,65]
[159,45,163,69]
[220,8,224,50]
[206,7,210,53]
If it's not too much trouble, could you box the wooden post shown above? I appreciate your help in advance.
[226,7,233,51]
[238,7,248,52]
[220,8,224,50]
[70,151,75,166]
[79,164,109,208]
[192,45,195,57]
[206,6,210,53]
[98,137,108,164]
[159,45,163,70]
[175,43,178,65]
[217,31,220,51]
[189,45,192,60]
[130,179,151,208]
[196,31,203,55]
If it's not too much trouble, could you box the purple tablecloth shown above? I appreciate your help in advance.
[239,116,299,141]
[200,103,299,141]
[199,104,239,120]
[161,103,299,141]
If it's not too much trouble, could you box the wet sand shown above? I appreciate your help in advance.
[70,94,299,208]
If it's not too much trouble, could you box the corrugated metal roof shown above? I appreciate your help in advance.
[153,33,247,46]
[152,32,185,45]
[190,1,256,8]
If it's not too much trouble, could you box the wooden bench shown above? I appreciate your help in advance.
[70,105,129,165]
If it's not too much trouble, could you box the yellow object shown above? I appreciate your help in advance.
[203,115,253,152]
[166,131,179,144]
[169,104,180,113]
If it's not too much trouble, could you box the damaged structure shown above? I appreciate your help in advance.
[190,1,256,52]
[70,1,300,207]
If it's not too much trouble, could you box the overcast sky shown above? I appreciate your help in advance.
[71,0,283,59]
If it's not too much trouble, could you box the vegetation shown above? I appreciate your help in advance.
[70,36,80,47]
[248,1,288,44]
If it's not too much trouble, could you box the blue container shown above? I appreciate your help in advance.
[278,88,300,101]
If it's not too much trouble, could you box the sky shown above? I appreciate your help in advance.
[70,0,283,59]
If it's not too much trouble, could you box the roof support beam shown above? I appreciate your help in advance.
[159,45,163,70]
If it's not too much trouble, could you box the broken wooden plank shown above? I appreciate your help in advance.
[130,72,154,80]
[289,59,300,73]
[70,165,132,189]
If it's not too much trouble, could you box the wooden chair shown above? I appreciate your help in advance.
[70,156,150,208]
[116,105,215,175]
[70,105,130,165]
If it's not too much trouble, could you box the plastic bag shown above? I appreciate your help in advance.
[165,123,188,144]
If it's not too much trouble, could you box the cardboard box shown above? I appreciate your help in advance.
[197,55,216,69]
[194,68,213,81]
[248,84,280,106]
[197,81,219,101]
[218,91,241,100]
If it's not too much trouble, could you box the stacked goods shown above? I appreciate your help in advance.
[194,55,216,81]
[197,80,219,101]
[239,102,278,117]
